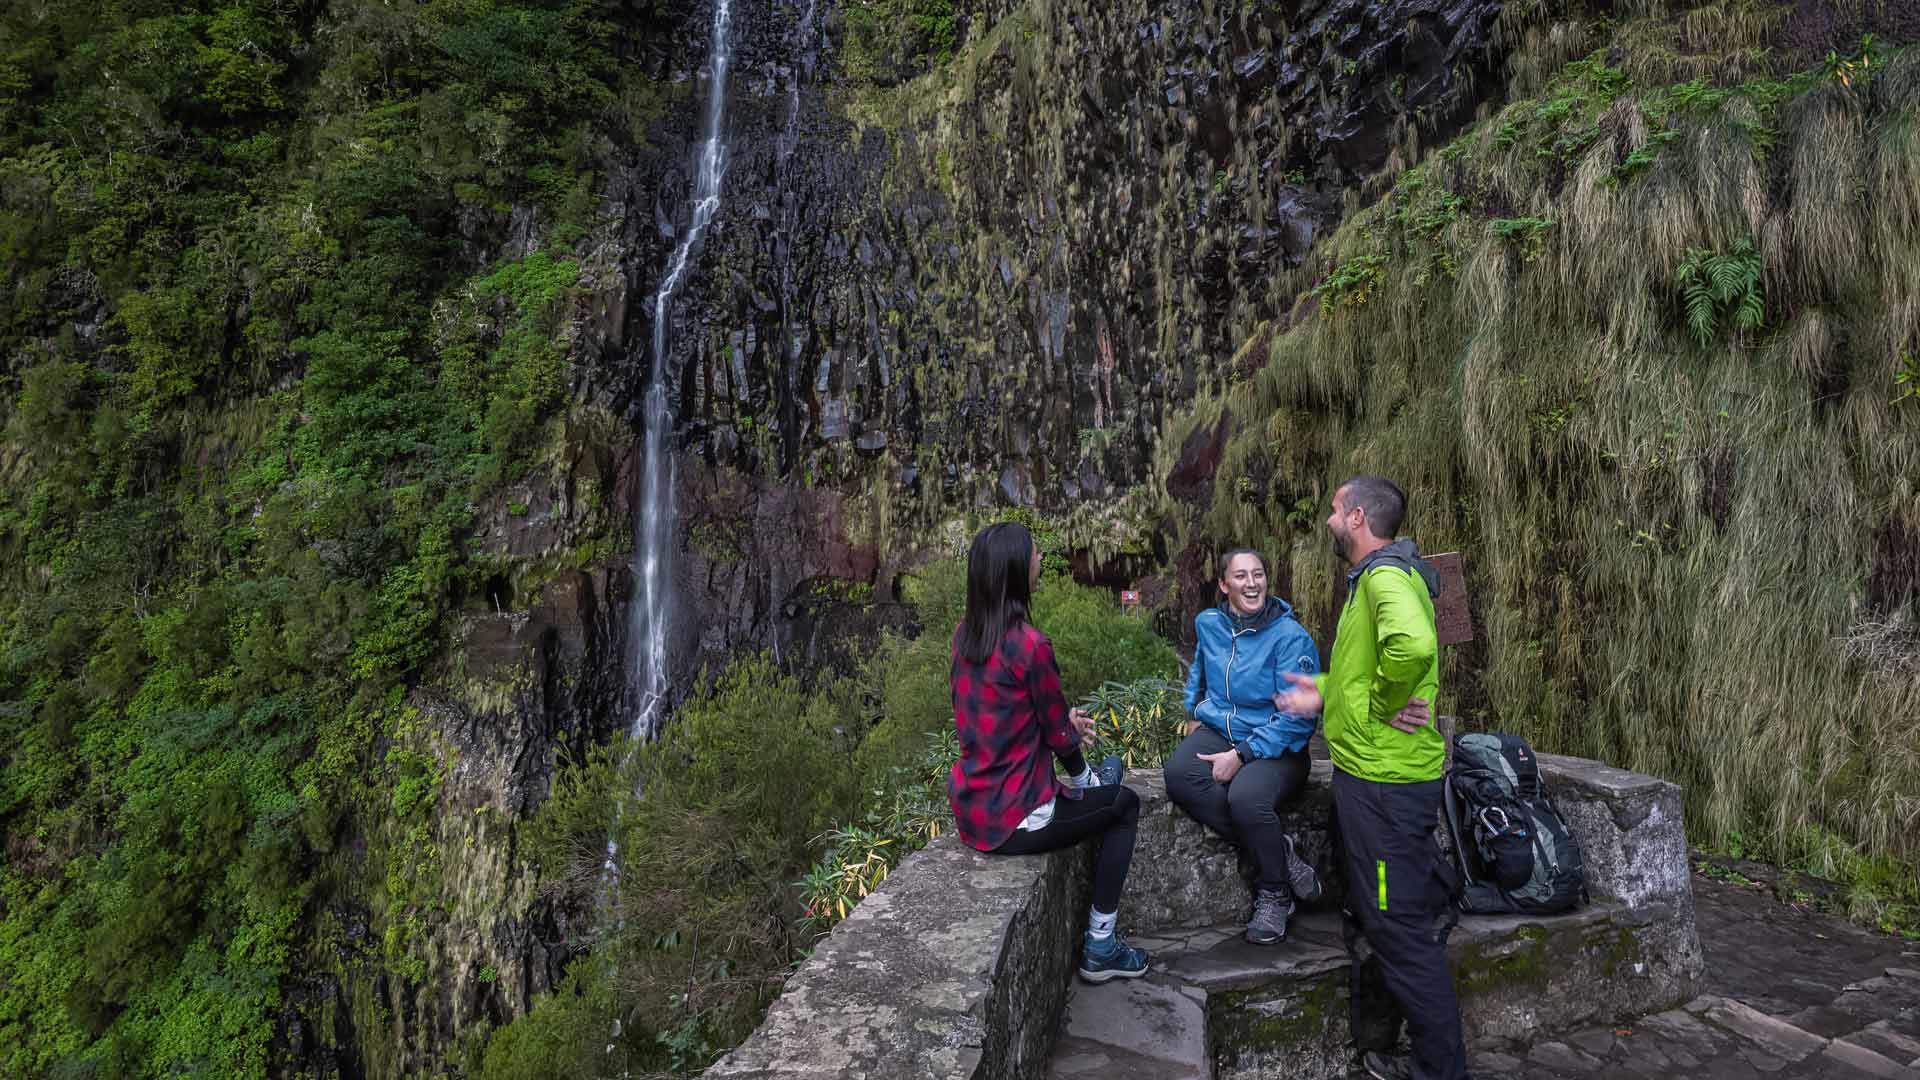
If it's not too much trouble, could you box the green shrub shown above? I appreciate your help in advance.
[1080,677,1186,769]
[505,654,866,1076]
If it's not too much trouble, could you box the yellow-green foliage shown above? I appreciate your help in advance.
[1081,677,1187,769]
[1162,42,1920,887]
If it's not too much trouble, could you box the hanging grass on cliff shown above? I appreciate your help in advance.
[1160,30,1920,929]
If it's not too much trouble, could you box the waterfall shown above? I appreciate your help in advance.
[601,0,735,921]
[626,0,734,744]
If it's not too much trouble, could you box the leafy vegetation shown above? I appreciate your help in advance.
[833,0,959,84]
[1674,238,1766,346]
[1080,677,1187,769]
[487,562,1178,1075]
[0,0,654,1073]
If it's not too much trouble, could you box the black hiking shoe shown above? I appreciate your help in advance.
[1095,754,1125,788]
[1283,833,1324,904]
[1245,888,1295,945]
[1361,1050,1412,1080]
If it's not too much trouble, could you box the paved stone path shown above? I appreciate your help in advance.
[1472,865,1920,1079]
[1050,860,1920,1078]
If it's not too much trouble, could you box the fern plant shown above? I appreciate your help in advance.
[1674,238,1765,346]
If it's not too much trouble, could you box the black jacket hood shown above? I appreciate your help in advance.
[1347,539,1441,598]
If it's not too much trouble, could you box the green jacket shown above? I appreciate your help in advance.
[1316,540,1444,783]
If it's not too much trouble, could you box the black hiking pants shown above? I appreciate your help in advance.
[1330,768,1469,1080]
[1164,726,1312,895]
[995,783,1140,914]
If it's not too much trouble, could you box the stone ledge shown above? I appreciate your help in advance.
[715,749,1701,1080]
[1191,900,1704,1080]
[1131,749,1698,930]
[707,835,1091,1080]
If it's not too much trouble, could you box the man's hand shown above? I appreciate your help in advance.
[1274,671,1323,716]
[1069,707,1096,739]
[1388,696,1432,734]
[1197,749,1243,783]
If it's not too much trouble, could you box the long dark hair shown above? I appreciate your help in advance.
[957,522,1034,663]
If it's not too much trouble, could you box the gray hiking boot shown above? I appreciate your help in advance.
[1245,888,1295,945]
[1360,1050,1412,1080]
[1282,834,1323,904]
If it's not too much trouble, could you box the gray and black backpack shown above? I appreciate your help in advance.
[1442,733,1586,915]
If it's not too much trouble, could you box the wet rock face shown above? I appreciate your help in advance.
[579,0,1507,531]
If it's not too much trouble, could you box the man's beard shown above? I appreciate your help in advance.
[1328,524,1349,562]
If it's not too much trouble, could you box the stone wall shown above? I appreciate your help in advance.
[712,748,1704,1079]
[1130,750,1705,934]
[708,832,1092,1080]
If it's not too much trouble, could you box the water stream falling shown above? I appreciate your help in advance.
[601,0,735,936]
[626,0,735,745]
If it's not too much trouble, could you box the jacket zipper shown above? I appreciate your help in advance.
[1223,622,1251,745]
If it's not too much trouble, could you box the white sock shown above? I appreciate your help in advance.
[1071,764,1097,788]
[1088,908,1117,939]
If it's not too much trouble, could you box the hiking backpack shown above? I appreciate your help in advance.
[1442,733,1586,915]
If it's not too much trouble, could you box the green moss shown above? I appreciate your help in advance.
[1210,976,1346,1060]
[1453,925,1551,996]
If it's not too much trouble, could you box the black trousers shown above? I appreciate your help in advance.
[1164,727,1311,893]
[995,784,1140,914]
[1330,768,1468,1080]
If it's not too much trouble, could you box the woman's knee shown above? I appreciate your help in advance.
[1112,784,1141,825]
[1227,775,1281,825]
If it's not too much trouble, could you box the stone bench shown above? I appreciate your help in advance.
[711,752,1704,1080]
[1062,759,1706,1079]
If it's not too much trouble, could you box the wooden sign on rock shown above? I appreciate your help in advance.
[1428,551,1473,646]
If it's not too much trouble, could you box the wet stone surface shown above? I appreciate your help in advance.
[1050,872,1919,1079]
[1464,872,1920,1079]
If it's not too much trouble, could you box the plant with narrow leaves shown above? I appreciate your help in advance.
[1894,350,1920,406]
[1674,238,1765,346]
[1079,677,1186,768]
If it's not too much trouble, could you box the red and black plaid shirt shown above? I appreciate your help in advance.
[948,622,1085,851]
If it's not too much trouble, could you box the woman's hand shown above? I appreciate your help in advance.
[1273,671,1322,716]
[1197,749,1243,783]
[1069,707,1096,738]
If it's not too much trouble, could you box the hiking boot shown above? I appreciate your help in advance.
[1283,833,1324,904]
[1360,1050,1412,1080]
[1095,754,1125,788]
[1245,888,1295,945]
[1079,931,1149,983]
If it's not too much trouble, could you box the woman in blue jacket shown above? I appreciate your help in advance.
[1167,547,1324,944]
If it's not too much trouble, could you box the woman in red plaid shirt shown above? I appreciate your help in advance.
[948,522,1148,982]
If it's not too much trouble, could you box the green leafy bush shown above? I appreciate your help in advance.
[1080,677,1187,769]
[500,655,865,1077]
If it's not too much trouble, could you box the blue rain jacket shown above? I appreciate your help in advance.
[1183,596,1321,759]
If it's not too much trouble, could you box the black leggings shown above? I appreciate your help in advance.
[994,784,1140,913]
[1164,727,1311,892]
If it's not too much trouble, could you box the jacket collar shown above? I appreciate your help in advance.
[1214,594,1293,633]
[1346,538,1441,597]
